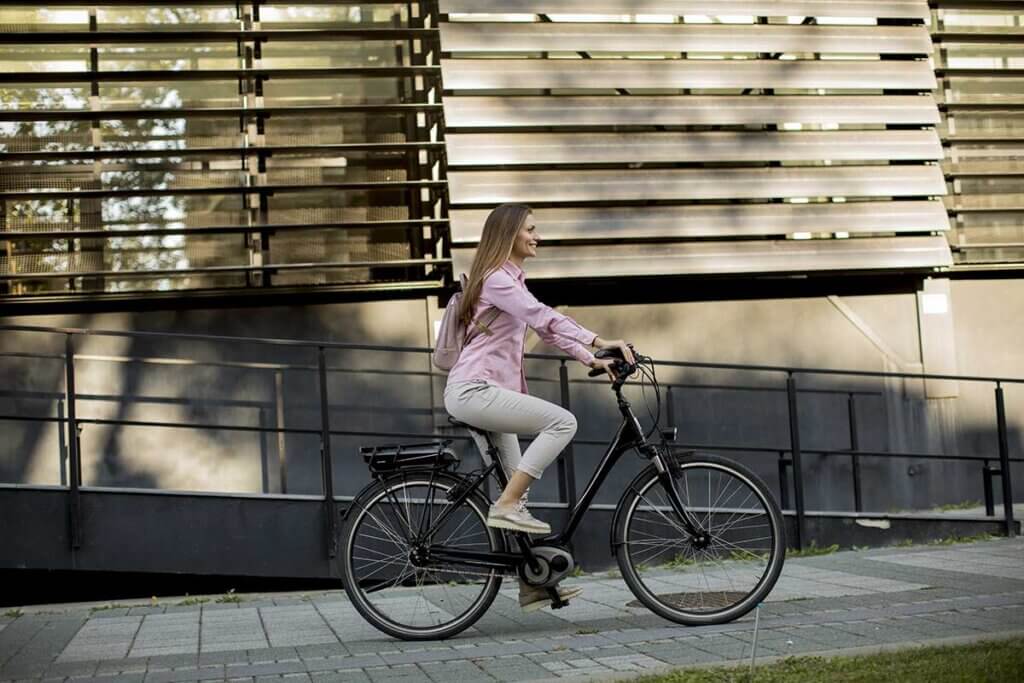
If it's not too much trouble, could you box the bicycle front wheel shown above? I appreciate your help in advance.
[614,452,785,626]
[339,472,504,640]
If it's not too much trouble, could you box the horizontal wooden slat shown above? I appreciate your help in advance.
[446,130,943,165]
[0,65,438,85]
[440,23,932,55]
[944,161,1024,177]
[944,194,1024,212]
[0,28,436,44]
[439,1,930,21]
[0,103,441,122]
[449,201,950,243]
[941,93,1024,107]
[441,59,937,91]
[448,165,947,203]
[451,235,952,277]
[444,95,940,127]
[933,28,1024,43]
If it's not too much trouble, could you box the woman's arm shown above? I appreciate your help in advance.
[482,270,596,366]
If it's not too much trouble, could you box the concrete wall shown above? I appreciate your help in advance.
[2,277,1021,519]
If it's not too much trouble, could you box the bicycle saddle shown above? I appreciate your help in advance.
[448,416,488,435]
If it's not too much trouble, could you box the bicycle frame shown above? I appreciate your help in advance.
[423,385,709,571]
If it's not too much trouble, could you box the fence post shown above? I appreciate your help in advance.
[786,373,806,550]
[64,334,82,549]
[848,393,863,512]
[57,398,67,487]
[558,361,578,510]
[995,383,1016,538]
[777,452,791,511]
[666,385,676,429]
[317,347,338,558]
[982,460,996,517]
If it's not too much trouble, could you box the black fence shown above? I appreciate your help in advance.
[0,323,1019,564]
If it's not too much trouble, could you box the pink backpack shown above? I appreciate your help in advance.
[432,274,500,371]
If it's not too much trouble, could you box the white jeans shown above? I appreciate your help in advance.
[443,379,577,480]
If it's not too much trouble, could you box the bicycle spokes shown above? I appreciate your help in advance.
[344,478,502,636]
[623,461,779,616]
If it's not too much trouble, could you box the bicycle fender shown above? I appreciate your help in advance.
[342,478,391,524]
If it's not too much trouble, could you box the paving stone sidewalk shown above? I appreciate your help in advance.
[3,538,1023,683]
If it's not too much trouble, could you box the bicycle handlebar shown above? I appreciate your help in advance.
[586,345,647,382]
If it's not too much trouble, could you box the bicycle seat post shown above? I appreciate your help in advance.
[448,416,546,575]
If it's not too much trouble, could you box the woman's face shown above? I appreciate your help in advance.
[511,217,539,261]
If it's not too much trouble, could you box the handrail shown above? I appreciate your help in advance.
[0,322,1017,548]
[2,324,1022,384]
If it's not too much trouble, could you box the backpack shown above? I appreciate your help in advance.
[432,273,501,371]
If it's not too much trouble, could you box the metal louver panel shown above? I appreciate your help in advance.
[444,95,941,127]
[439,3,951,279]
[446,130,944,165]
[439,1,932,22]
[934,2,1024,269]
[450,201,951,243]
[448,166,946,203]
[442,59,938,91]
[440,23,933,55]
[0,2,449,304]
[452,236,954,279]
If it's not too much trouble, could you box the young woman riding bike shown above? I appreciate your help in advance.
[443,202,634,612]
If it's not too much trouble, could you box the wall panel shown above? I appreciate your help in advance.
[439,3,950,279]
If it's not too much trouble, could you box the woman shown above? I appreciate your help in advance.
[443,203,634,611]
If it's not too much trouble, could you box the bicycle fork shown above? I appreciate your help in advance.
[652,451,711,545]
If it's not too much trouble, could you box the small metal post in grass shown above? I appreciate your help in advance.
[748,604,762,678]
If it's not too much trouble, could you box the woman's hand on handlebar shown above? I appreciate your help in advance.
[593,337,636,365]
[589,357,621,382]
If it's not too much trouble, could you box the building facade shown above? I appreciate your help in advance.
[1,1,1022,575]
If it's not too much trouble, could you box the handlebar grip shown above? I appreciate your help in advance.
[587,366,604,378]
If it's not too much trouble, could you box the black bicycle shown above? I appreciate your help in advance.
[339,347,785,640]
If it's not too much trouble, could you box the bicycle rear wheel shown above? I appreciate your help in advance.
[614,451,785,625]
[339,471,505,640]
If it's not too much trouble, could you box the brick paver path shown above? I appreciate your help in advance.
[2,538,1023,682]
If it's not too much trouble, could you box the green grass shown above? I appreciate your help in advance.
[888,532,998,549]
[928,532,997,546]
[3,609,23,619]
[176,596,210,606]
[664,553,697,569]
[786,541,839,558]
[634,636,1024,683]
[88,603,127,613]
[935,500,982,512]
[215,589,244,604]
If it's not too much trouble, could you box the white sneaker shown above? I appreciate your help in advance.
[487,503,551,534]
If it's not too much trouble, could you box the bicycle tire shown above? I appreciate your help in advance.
[339,471,505,640]
[613,451,785,626]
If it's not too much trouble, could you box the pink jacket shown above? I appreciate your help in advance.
[446,260,597,393]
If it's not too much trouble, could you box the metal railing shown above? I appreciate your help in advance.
[0,323,1019,555]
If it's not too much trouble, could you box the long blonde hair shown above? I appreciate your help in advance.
[458,203,532,327]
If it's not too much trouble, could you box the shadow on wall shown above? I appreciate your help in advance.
[1,297,1020,517]
[0,300,435,498]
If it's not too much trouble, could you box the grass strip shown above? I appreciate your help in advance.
[635,636,1024,683]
